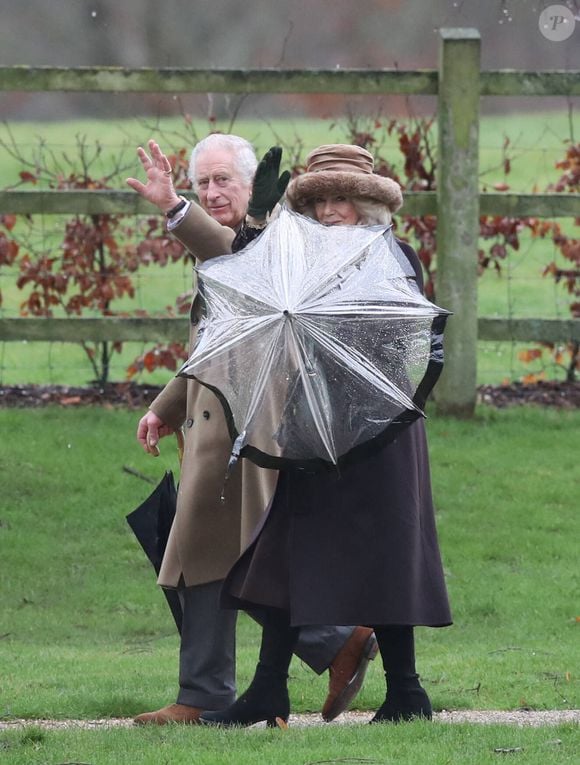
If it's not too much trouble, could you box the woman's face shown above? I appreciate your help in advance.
[314,194,360,226]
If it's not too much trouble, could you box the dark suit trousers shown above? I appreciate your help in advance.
[176,580,354,709]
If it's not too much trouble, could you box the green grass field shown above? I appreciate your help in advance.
[0,404,578,763]
[0,109,578,386]
[1,722,578,765]
[1,106,576,189]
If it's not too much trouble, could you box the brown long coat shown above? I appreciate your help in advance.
[150,204,278,588]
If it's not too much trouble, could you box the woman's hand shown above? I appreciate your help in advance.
[126,139,183,213]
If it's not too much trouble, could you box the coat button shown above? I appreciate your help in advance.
[185,418,194,427]
[203,410,210,420]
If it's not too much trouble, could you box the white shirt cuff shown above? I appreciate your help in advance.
[166,200,193,231]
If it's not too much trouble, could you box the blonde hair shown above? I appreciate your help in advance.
[352,198,393,226]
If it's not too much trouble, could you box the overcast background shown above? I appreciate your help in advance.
[0,0,579,119]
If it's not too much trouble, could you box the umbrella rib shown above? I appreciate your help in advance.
[243,318,287,428]
[201,273,285,313]
[297,228,386,307]
[298,316,420,412]
[288,323,338,464]
[184,315,279,369]
[299,302,445,318]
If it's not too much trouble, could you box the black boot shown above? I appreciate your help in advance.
[199,608,298,728]
[370,685,432,723]
[199,664,290,728]
[370,626,432,724]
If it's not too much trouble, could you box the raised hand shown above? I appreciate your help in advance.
[247,146,291,219]
[126,139,182,213]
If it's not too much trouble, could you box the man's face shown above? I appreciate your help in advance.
[194,148,252,229]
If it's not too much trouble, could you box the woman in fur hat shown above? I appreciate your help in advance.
[200,144,452,728]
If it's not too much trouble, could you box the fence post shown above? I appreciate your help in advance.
[436,29,481,417]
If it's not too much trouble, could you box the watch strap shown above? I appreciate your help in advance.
[165,196,188,219]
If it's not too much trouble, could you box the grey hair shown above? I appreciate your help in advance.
[188,134,258,189]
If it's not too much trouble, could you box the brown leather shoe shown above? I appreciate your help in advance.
[321,627,379,722]
[133,703,204,725]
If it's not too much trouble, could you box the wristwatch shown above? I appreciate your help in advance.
[165,196,188,219]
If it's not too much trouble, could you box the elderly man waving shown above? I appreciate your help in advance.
[126,134,377,725]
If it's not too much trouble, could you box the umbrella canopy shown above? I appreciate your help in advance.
[179,208,449,471]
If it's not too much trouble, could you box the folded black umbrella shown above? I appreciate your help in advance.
[126,433,184,633]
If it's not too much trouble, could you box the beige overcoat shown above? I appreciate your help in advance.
[149,203,279,588]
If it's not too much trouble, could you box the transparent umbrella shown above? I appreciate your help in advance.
[179,208,449,471]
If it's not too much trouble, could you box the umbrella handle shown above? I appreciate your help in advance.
[176,428,185,466]
[147,429,185,465]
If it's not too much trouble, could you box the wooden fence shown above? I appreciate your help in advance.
[0,28,579,415]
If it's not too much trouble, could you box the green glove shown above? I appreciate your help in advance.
[247,146,291,219]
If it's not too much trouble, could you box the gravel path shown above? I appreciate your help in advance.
[1,710,578,730]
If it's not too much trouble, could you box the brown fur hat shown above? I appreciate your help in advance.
[286,144,403,215]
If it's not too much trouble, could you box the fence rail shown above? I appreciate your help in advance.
[1,317,577,345]
[1,28,579,414]
[2,65,580,97]
[2,190,580,218]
